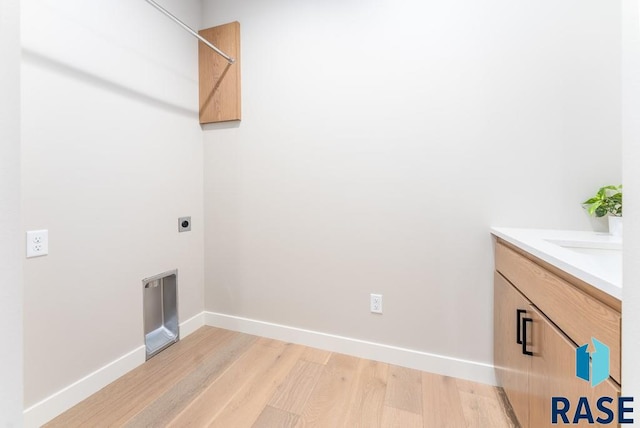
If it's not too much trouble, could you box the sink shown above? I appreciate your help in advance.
[560,246,620,257]
[544,238,622,273]
[544,238,622,252]
[545,235,622,251]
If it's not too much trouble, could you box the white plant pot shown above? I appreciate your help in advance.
[608,216,623,237]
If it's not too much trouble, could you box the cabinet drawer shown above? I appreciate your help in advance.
[495,242,621,383]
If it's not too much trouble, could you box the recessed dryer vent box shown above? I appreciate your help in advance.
[143,270,179,360]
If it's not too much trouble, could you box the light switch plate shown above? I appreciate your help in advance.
[26,230,48,258]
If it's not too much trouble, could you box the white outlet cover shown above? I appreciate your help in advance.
[26,230,49,258]
[370,293,383,314]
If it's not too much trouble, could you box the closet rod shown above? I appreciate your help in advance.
[145,0,235,64]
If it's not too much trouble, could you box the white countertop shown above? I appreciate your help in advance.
[491,227,622,300]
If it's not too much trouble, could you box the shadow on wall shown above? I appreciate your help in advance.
[22,49,198,118]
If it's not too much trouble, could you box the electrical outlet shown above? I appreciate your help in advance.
[178,216,191,232]
[370,293,383,314]
[26,230,48,258]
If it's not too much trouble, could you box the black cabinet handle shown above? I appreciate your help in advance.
[522,317,533,356]
[516,309,526,344]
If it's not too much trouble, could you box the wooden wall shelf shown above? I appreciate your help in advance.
[198,22,241,124]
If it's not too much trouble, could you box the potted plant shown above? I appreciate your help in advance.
[582,185,623,236]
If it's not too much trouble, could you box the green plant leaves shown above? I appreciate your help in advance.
[582,184,622,217]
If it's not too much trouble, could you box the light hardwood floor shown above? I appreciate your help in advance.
[46,327,518,427]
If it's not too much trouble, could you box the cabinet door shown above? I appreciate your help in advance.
[528,305,620,427]
[494,271,531,428]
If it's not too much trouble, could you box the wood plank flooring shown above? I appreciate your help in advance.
[46,327,518,427]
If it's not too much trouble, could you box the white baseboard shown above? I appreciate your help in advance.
[204,311,497,387]
[23,345,146,428]
[180,311,205,338]
[24,312,206,427]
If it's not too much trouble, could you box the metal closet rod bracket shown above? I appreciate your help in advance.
[145,0,236,64]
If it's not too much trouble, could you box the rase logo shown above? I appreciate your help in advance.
[551,338,633,425]
[576,338,609,387]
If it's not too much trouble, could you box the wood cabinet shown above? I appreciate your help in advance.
[494,271,530,426]
[494,240,621,428]
[528,304,620,427]
[198,22,241,124]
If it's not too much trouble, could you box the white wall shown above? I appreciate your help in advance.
[21,0,204,413]
[202,0,621,379]
[622,0,640,399]
[0,0,23,425]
